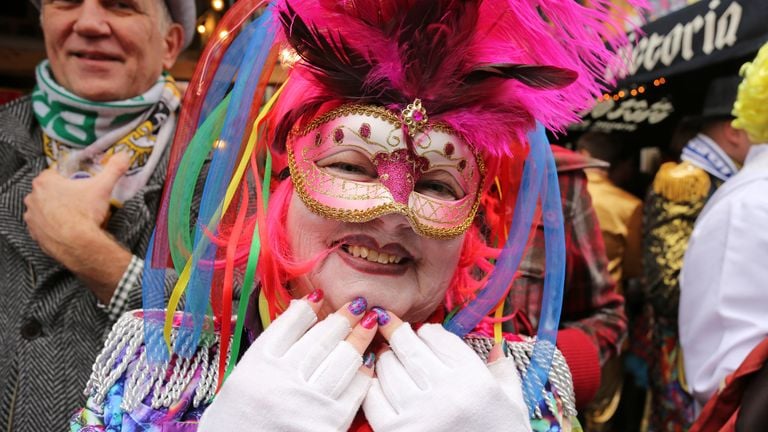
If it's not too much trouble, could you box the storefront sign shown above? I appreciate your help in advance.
[571,98,675,133]
[609,0,768,84]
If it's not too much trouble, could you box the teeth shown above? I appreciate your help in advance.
[346,245,403,264]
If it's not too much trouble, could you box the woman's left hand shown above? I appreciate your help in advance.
[363,311,531,431]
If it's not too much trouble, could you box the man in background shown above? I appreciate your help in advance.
[576,131,644,431]
[504,145,627,414]
[643,74,748,431]
[577,132,643,293]
[0,0,194,430]
[680,44,768,417]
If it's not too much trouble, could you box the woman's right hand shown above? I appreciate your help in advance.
[198,290,378,432]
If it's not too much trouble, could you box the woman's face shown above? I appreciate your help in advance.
[286,191,465,322]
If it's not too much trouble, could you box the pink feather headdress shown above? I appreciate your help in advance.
[270,0,638,161]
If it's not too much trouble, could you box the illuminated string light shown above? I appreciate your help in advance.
[212,0,225,11]
[197,24,206,34]
[597,76,664,103]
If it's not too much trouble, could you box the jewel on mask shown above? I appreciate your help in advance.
[333,127,345,144]
[401,98,428,137]
[360,123,371,139]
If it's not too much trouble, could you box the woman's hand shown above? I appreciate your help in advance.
[363,311,531,431]
[199,291,378,431]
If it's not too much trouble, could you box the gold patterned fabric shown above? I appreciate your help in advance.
[645,163,720,320]
[643,161,722,431]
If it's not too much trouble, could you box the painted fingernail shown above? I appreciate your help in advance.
[348,296,368,315]
[360,310,379,329]
[363,352,376,369]
[307,289,324,303]
[371,306,390,326]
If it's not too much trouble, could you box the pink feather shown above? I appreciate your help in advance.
[272,0,646,159]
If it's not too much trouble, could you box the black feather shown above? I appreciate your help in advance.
[279,2,394,102]
[463,64,578,89]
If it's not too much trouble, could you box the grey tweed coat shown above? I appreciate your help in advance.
[0,96,169,432]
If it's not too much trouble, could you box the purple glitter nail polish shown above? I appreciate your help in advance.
[348,296,368,316]
[371,306,391,326]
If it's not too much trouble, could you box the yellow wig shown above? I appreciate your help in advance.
[732,42,768,144]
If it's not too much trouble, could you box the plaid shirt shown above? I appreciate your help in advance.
[97,255,143,322]
[503,146,627,366]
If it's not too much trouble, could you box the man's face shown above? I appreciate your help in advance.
[41,0,183,101]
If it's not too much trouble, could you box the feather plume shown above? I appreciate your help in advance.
[274,0,645,158]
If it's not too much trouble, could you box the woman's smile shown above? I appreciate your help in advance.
[333,234,414,275]
[287,192,463,322]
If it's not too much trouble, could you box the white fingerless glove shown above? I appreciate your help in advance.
[363,324,531,432]
[199,299,371,431]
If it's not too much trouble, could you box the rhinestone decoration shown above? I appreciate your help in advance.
[401,98,429,137]
[360,123,371,139]
[333,127,345,144]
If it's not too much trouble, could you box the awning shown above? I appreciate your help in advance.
[571,0,768,138]
[611,0,768,86]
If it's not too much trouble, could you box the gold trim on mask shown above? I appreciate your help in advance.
[290,104,458,138]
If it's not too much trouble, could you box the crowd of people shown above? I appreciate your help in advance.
[0,0,766,431]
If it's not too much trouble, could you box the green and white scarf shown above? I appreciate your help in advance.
[31,60,181,205]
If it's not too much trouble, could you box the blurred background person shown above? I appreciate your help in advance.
[643,73,747,431]
[503,144,627,416]
[680,41,768,421]
[577,131,645,431]
[0,0,194,430]
[577,132,643,294]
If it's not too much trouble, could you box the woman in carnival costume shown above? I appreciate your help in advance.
[71,0,641,430]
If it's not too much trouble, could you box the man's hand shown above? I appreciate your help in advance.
[23,153,133,303]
